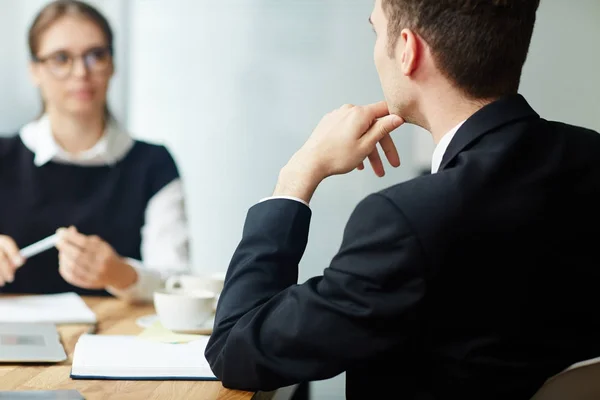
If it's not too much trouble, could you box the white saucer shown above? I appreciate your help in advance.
[136,314,159,328]
[135,314,215,335]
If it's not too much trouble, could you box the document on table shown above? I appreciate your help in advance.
[0,292,97,324]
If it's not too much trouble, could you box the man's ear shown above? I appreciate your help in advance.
[398,28,420,76]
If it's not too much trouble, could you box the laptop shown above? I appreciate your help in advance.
[0,323,67,363]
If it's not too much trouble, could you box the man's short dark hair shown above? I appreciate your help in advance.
[382,0,541,100]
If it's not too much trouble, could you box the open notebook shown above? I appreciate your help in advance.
[70,334,217,381]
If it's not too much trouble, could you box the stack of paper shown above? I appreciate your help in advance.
[71,334,217,381]
[0,293,96,324]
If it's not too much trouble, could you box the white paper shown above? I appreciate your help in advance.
[71,335,216,379]
[0,292,97,324]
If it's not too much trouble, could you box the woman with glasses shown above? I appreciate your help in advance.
[0,0,190,302]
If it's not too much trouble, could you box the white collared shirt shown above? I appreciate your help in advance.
[19,115,190,302]
[431,121,465,174]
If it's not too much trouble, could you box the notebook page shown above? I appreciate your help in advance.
[0,293,97,324]
[72,335,216,379]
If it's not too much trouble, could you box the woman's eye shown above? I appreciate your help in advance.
[51,52,70,64]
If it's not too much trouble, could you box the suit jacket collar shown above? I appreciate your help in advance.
[439,94,539,171]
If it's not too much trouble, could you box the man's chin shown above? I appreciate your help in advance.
[388,100,419,126]
[382,96,404,116]
[387,104,409,123]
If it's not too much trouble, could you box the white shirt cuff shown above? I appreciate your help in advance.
[258,196,310,208]
[106,258,164,303]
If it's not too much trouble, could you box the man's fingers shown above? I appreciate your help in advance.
[359,115,403,176]
[379,134,401,168]
[361,101,391,120]
[367,148,385,177]
[362,115,404,148]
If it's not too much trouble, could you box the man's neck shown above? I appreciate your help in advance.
[418,90,496,145]
[46,109,106,154]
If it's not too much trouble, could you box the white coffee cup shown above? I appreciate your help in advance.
[153,289,216,332]
[165,273,225,295]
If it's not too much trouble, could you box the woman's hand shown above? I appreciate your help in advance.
[56,226,138,290]
[0,235,24,287]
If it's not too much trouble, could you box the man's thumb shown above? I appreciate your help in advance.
[365,115,404,143]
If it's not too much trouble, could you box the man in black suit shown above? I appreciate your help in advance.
[206,0,600,398]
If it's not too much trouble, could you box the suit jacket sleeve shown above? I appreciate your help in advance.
[205,194,427,391]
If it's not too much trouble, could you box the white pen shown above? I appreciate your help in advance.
[19,233,59,260]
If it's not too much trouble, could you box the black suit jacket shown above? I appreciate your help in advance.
[205,95,600,399]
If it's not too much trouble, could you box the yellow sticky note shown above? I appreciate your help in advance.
[138,320,206,344]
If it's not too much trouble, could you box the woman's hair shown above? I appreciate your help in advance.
[28,0,114,119]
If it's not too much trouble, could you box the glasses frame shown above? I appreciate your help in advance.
[32,46,113,80]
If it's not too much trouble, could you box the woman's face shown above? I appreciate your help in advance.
[30,15,113,117]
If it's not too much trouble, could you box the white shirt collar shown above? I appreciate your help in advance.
[20,114,134,167]
[431,120,465,174]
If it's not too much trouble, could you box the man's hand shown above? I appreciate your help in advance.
[274,101,404,203]
[56,226,138,290]
[0,235,24,287]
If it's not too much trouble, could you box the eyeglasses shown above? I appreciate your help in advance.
[33,46,113,80]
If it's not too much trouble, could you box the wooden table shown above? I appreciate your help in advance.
[0,296,274,400]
